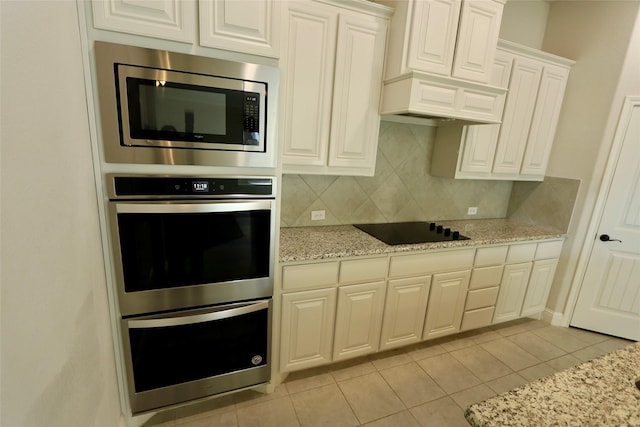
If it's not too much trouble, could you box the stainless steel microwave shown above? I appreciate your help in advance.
[94,41,279,168]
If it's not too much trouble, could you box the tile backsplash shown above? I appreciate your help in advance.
[280,121,514,227]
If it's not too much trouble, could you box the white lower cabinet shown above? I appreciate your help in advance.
[280,288,337,372]
[379,275,431,351]
[493,262,532,324]
[279,239,563,373]
[333,281,386,361]
[423,270,471,339]
[521,258,558,317]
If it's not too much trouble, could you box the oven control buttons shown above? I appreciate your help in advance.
[251,355,263,365]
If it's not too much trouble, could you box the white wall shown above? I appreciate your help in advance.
[540,1,640,317]
[0,1,121,426]
[499,0,550,49]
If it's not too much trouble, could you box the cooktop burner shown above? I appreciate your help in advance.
[354,221,469,245]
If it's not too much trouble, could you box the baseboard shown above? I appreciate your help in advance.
[542,308,565,326]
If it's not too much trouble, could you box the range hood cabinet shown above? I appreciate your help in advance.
[379,71,507,125]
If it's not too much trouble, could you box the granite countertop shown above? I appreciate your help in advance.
[279,218,565,263]
[465,342,640,427]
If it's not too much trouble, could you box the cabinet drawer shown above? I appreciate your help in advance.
[469,265,504,289]
[474,246,508,266]
[339,257,388,283]
[461,306,495,331]
[282,261,339,291]
[389,249,475,278]
[465,286,499,310]
[506,242,537,263]
[535,240,564,260]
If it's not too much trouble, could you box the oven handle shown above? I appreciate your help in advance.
[116,200,272,214]
[127,300,269,329]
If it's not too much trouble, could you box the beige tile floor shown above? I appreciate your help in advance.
[145,318,633,427]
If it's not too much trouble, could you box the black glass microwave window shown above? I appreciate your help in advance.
[117,210,270,292]
[125,77,257,145]
[129,304,268,392]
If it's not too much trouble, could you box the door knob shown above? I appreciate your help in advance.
[599,234,622,243]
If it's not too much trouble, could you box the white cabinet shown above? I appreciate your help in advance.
[493,262,532,324]
[280,288,337,372]
[280,1,391,176]
[381,0,504,84]
[333,281,386,361]
[521,259,559,317]
[379,275,431,350]
[423,270,471,339]
[91,0,197,43]
[431,40,574,181]
[91,0,281,58]
[199,0,281,57]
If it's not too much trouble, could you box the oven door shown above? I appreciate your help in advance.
[109,199,275,315]
[122,299,271,414]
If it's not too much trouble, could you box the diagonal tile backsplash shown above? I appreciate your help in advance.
[280,121,514,227]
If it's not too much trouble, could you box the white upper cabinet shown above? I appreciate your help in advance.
[430,40,574,181]
[199,0,281,57]
[379,0,504,84]
[280,0,391,176]
[92,0,197,43]
[91,0,281,58]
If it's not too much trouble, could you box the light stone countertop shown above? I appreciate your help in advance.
[279,218,566,263]
[465,342,640,427]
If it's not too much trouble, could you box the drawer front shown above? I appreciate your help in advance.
[465,286,499,310]
[535,240,564,260]
[506,242,537,264]
[469,265,504,289]
[461,306,495,331]
[340,257,388,284]
[389,249,475,278]
[474,245,508,266]
[282,261,339,291]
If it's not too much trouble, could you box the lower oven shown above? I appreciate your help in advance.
[122,299,271,414]
[105,174,276,414]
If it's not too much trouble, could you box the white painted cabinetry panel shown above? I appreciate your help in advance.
[423,270,471,339]
[493,262,532,324]
[199,0,281,57]
[379,275,431,350]
[280,288,337,372]
[521,258,558,317]
[333,281,386,361]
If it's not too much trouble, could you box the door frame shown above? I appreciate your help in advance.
[563,95,640,327]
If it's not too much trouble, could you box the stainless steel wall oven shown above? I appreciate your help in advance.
[106,174,276,414]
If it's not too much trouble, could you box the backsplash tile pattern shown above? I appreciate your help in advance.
[280,121,514,227]
[507,176,581,232]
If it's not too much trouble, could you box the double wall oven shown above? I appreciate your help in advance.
[106,174,276,414]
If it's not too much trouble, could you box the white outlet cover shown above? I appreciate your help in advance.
[467,207,478,215]
[311,210,325,220]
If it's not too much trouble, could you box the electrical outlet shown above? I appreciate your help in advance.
[467,207,478,215]
[311,210,326,221]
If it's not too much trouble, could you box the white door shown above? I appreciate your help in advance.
[571,99,640,341]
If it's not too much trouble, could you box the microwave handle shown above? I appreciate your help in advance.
[128,300,269,329]
[116,200,272,214]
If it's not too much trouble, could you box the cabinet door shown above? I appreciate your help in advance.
[380,276,431,351]
[492,57,543,175]
[327,11,388,173]
[457,50,512,175]
[451,0,504,83]
[521,258,558,317]
[423,270,470,339]
[493,262,532,324]
[280,288,337,372]
[520,64,570,176]
[407,0,461,76]
[333,281,386,361]
[91,0,196,42]
[280,3,337,167]
[199,0,281,57]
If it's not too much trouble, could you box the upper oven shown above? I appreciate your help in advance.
[94,41,279,168]
[106,174,276,316]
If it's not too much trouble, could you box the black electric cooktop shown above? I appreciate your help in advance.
[354,221,469,245]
